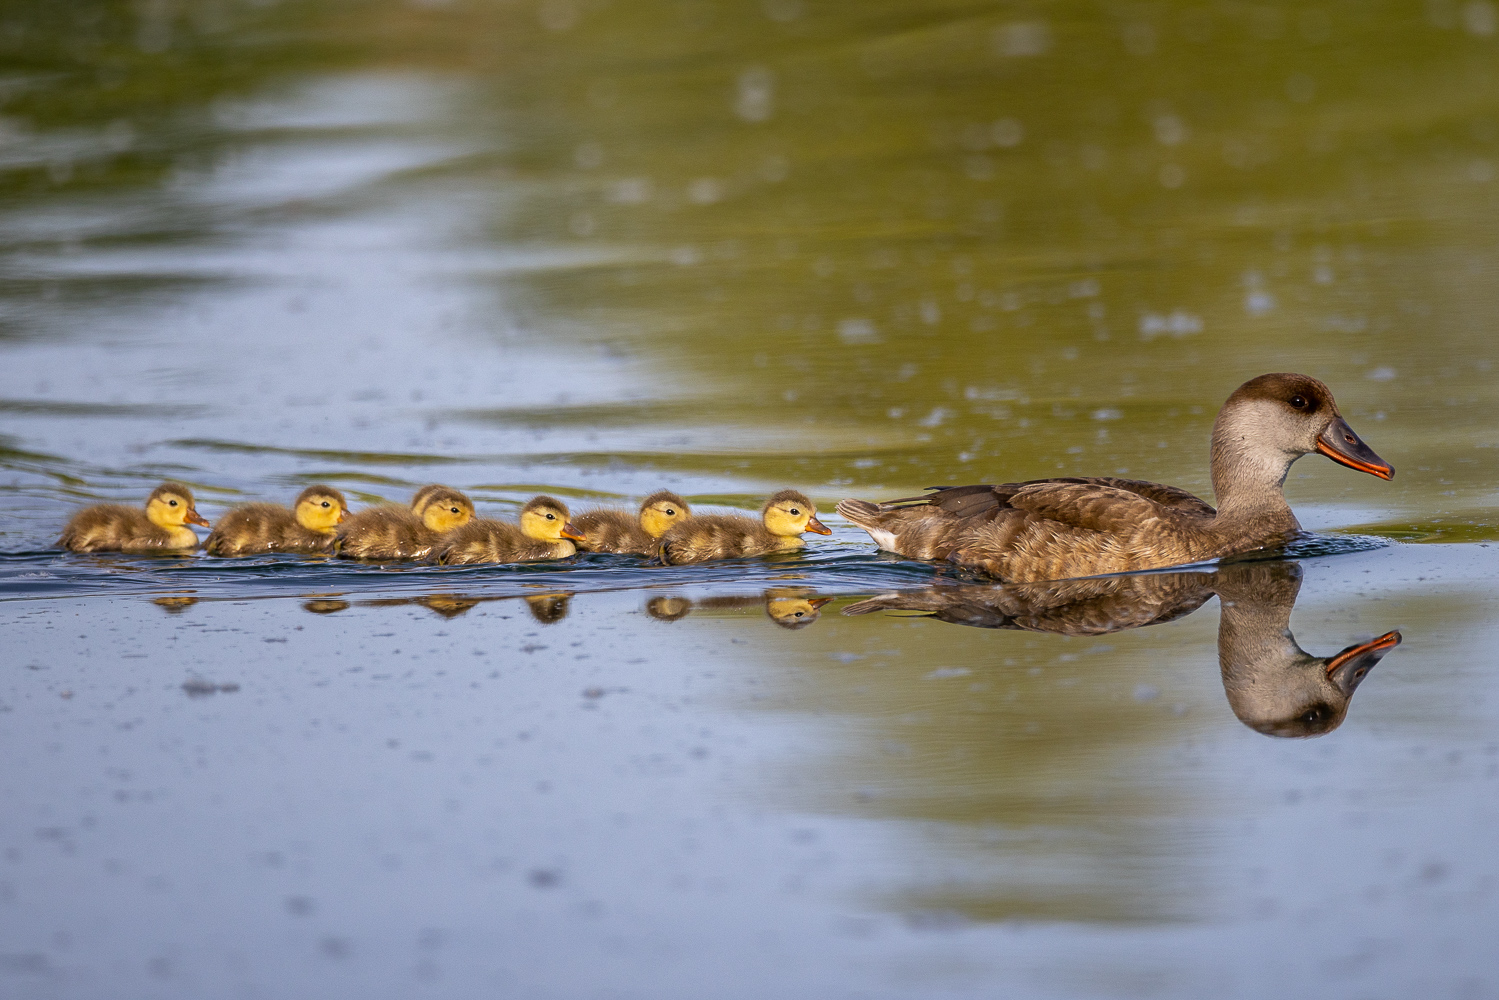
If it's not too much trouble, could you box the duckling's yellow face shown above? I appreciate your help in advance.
[521,503,584,542]
[763,498,829,538]
[146,489,209,529]
[295,492,347,533]
[421,495,474,533]
[765,596,833,629]
[639,499,687,538]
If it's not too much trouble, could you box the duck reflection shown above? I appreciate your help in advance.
[845,561,1400,738]
[523,592,571,624]
[644,588,832,629]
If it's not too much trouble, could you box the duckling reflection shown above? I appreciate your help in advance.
[641,589,831,629]
[646,595,693,621]
[302,598,351,615]
[524,592,571,624]
[415,594,482,620]
[844,561,1400,738]
[153,594,198,614]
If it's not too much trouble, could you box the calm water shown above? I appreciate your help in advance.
[2,2,1497,996]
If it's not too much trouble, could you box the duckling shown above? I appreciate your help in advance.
[204,486,349,556]
[657,489,830,565]
[573,490,692,555]
[337,485,474,561]
[436,495,585,565]
[524,592,572,623]
[58,482,209,552]
[764,588,833,630]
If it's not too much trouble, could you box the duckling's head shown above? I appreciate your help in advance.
[410,483,454,516]
[524,592,572,624]
[520,495,585,542]
[761,489,831,538]
[294,486,348,533]
[419,488,474,533]
[146,483,210,530]
[764,588,833,630]
[639,490,691,538]
[1213,374,1393,501]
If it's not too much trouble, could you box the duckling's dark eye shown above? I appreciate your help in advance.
[794,611,804,617]
[789,508,800,515]
[168,499,178,506]
[321,501,331,508]
[450,506,460,514]
[546,513,555,520]
[1300,705,1329,725]
[1289,395,1308,410]
[665,509,675,516]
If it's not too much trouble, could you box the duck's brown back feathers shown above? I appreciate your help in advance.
[838,476,1224,582]
[436,518,575,565]
[206,503,336,556]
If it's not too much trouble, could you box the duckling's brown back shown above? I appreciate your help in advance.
[658,514,771,565]
[59,504,170,552]
[206,503,300,556]
[437,518,534,565]
[338,505,435,560]
[572,509,653,554]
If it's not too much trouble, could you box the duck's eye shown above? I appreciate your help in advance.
[1289,395,1308,409]
[789,508,799,515]
[665,509,675,516]
[321,501,331,508]
[794,611,804,617]
[546,513,556,520]
[450,506,460,514]
[169,499,178,506]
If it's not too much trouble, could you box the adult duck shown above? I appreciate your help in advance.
[836,373,1393,582]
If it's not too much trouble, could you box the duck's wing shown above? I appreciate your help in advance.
[1003,480,1187,534]
[883,477,1214,519]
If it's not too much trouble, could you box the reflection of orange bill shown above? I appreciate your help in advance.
[1326,629,1401,695]
[805,516,832,535]
[808,597,833,609]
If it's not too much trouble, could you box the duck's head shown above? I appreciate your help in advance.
[1213,374,1393,499]
[1226,629,1401,738]
[762,489,831,538]
[294,486,348,533]
[520,495,585,542]
[639,490,691,538]
[524,592,572,623]
[146,483,210,530]
[764,588,833,629]
[419,488,474,533]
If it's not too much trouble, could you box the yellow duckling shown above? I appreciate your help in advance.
[337,484,474,561]
[764,588,833,630]
[437,495,585,565]
[204,486,349,556]
[58,482,210,553]
[573,490,692,555]
[657,489,830,565]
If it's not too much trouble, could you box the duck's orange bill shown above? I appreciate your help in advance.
[561,522,586,542]
[337,508,348,523]
[1316,417,1394,480]
[808,597,834,609]
[1326,630,1402,674]
[805,516,832,535]
[187,510,211,527]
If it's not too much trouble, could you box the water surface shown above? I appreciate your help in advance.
[1,2,1497,996]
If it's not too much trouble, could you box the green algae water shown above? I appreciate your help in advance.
[1,2,1497,996]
